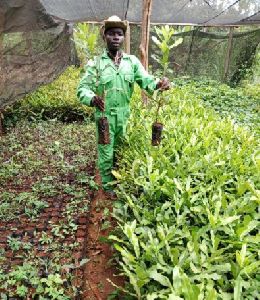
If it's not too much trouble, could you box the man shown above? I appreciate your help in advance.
[77,16,170,194]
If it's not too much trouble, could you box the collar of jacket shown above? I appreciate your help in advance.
[101,49,129,60]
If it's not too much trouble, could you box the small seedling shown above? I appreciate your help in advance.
[7,236,23,252]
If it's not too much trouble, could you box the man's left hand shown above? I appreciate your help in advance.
[157,77,171,91]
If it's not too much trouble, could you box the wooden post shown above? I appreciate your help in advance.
[125,21,131,54]
[0,7,5,135]
[184,27,196,72]
[223,27,234,82]
[0,111,4,136]
[140,0,153,104]
[140,0,153,70]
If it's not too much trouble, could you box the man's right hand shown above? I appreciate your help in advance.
[91,96,104,111]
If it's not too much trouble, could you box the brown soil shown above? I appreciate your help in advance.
[0,169,126,299]
[82,172,125,300]
[0,167,92,297]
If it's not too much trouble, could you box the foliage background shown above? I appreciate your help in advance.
[3,67,94,127]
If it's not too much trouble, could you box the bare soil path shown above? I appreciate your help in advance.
[82,172,125,300]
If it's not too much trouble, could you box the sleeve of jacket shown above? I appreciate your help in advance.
[77,59,98,106]
[131,55,158,95]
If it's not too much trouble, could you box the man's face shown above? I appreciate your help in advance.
[104,28,125,51]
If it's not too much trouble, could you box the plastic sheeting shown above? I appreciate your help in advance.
[39,0,260,25]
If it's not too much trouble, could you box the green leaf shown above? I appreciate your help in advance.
[168,294,183,300]
[152,36,161,46]
[124,221,140,258]
[16,285,28,297]
[220,215,240,226]
[111,170,122,179]
[236,220,258,240]
[108,234,127,244]
[122,264,141,299]
[147,293,159,300]
[236,244,247,268]
[205,288,218,300]
[182,275,200,300]
[170,38,183,48]
[149,269,172,288]
[242,260,260,275]
[234,276,242,300]
[114,244,136,263]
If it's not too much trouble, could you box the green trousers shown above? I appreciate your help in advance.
[96,108,129,191]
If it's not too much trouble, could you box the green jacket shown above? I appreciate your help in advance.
[77,50,158,119]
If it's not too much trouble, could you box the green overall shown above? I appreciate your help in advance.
[77,50,157,190]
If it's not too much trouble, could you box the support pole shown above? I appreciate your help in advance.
[0,7,5,135]
[140,0,153,70]
[184,27,197,73]
[140,0,153,104]
[0,111,4,136]
[223,27,234,82]
[125,21,131,54]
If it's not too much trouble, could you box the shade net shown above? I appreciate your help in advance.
[145,26,260,83]
[0,0,74,110]
[0,0,259,109]
[40,0,260,25]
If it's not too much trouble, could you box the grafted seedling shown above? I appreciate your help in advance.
[150,25,183,146]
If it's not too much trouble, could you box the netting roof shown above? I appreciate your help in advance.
[40,0,260,26]
[1,0,259,110]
